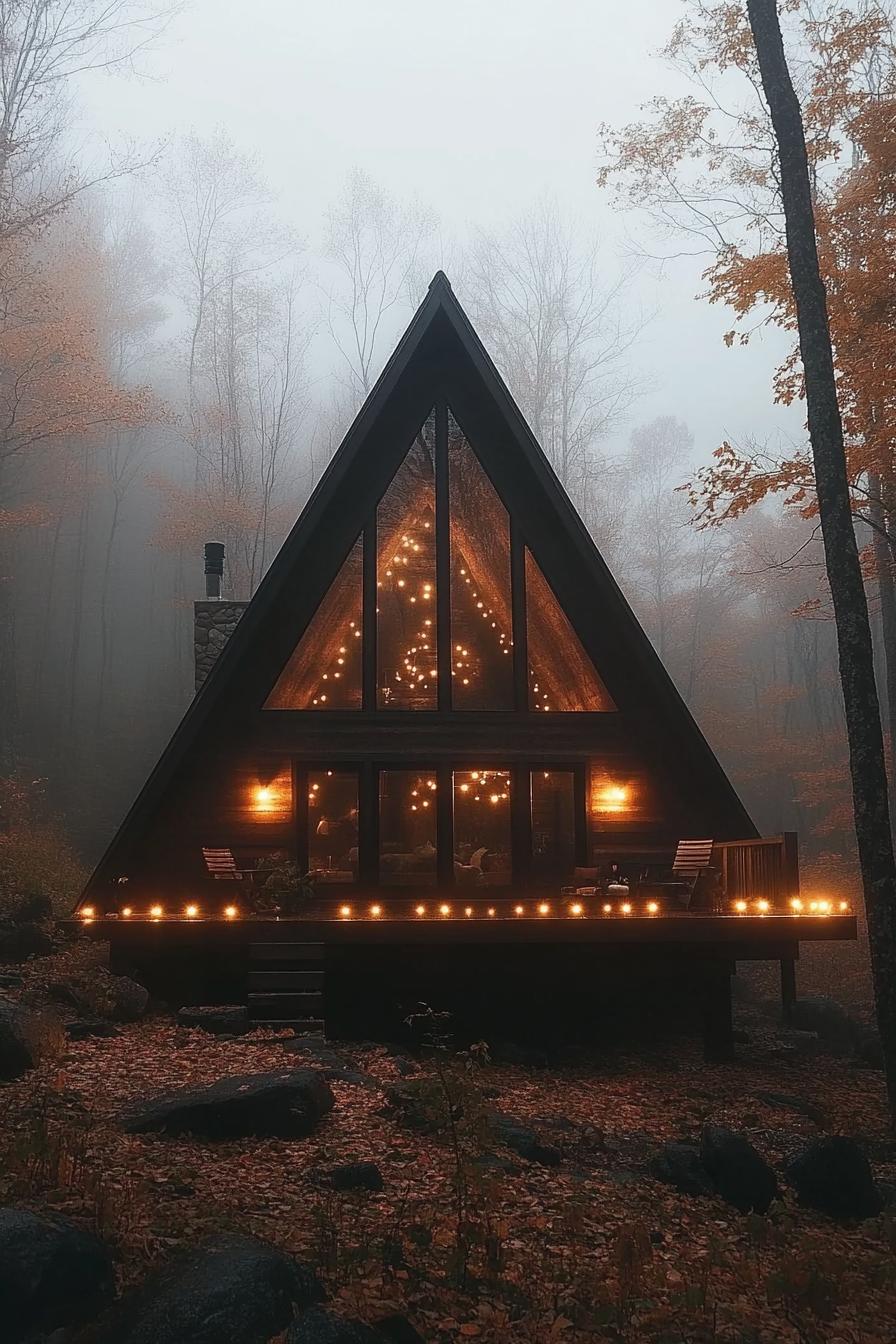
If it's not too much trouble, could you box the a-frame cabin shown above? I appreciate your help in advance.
[75,273,854,1055]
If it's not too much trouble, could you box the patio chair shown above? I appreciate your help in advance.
[667,838,715,909]
[201,847,251,881]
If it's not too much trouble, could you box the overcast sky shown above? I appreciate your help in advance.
[77,0,803,467]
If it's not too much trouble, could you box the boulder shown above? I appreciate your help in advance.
[65,1019,121,1041]
[89,1233,323,1344]
[176,1005,250,1036]
[48,968,148,1022]
[122,1067,334,1139]
[650,1142,716,1197]
[786,1136,882,1220]
[287,1307,388,1343]
[488,1112,562,1166]
[0,1207,114,1343]
[322,1066,380,1090]
[701,1126,778,1214]
[0,1001,62,1080]
[853,1024,884,1069]
[787,996,855,1047]
[0,921,53,963]
[325,1161,384,1192]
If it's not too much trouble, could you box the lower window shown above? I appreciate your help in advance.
[307,770,358,882]
[531,770,576,885]
[379,770,438,885]
[453,769,512,885]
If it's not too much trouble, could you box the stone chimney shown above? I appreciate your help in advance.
[194,542,248,691]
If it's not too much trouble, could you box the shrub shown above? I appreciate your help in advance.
[0,777,86,922]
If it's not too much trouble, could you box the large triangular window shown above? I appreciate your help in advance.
[448,412,514,709]
[377,412,438,708]
[526,547,615,712]
[265,536,363,709]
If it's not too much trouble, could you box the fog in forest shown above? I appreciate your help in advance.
[1,0,852,864]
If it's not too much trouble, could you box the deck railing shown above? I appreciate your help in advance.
[715,833,799,907]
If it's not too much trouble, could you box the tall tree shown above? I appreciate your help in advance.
[745,0,896,1115]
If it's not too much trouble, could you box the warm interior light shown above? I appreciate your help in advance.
[224,904,238,919]
[184,904,199,919]
[734,900,747,913]
[150,904,163,919]
[538,902,550,915]
[79,905,95,919]
[370,904,382,917]
[595,782,630,815]
[647,901,659,914]
[339,904,352,918]
[570,902,583,916]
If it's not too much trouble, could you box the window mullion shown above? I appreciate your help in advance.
[435,402,451,710]
[510,518,528,711]
[362,517,377,710]
[436,762,454,886]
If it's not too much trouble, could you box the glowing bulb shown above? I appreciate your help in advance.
[734,900,747,913]
[490,793,500,804]
[756,899,770,914]
[184,904,199,919]
[621,902,632,915]
[415,904,426,916]
[224,905,238,919]
[602,903,612,914]
[514,904,524,916]
[370,904,382,917]
[538,902,550,915]
[465,906,473,917]
[487,907,496,917]
[439,903,451,916]
[647,901,659,914]
[790,898,803,912]
[80,905,95,920]
[818,899,832,915]
[339,904,352,918]
[120,906,133,918]
[570,903,583,916]
[839,900,849,912]
[150,904,163,919]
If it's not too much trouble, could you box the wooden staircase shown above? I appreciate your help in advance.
[247,943,325,1030]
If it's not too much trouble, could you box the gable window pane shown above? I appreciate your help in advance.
[448,412,514,709]
[525,548,615,712]
[531,770,576,886]
[453,769,511,885]
[377,413,437,708]
[379,770,437,885]
[265,538,363,709]
[308,770,358,883]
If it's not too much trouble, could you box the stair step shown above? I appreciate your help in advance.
[249,991,323,1017]
[248,970,324,992]
[250,1018,326,1030]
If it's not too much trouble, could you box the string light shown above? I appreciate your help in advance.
[224,905,238,919]
[646,901,659,914]
[439,903,451,916]
[370,904,382,917]
[756,899,770,914]
[538,902,550,915]
[621,902,632,915]
[150,904,163,920]
[184,904,199,919]
[514,904,524,915]
[570,902,583,916]
[602,903,612,914]
[790,897,803,913]
[487,907,496,917]
[79,905,95,920]
[120,906,132,918]
[339,904,352,918]
[415,904,426,916]
[734,900,748,913]
[464,906,473,916]
[839,900,849,912]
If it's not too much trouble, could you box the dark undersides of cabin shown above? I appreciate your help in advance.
[83,911,856,1064]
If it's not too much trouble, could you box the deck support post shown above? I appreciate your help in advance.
[701,963,734,1064]
[780,957,797,1021]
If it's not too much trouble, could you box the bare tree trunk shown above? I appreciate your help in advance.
[748,0,896,1119]
[868,473,896,764]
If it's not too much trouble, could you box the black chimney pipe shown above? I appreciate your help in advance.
[204,541,225,599]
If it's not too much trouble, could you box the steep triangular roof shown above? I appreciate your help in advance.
[80,273,755,902]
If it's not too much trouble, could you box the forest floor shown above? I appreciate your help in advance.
[2,921,896,1344]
